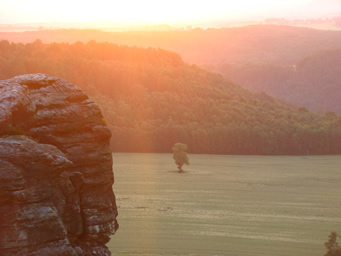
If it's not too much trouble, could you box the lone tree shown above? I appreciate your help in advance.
[325,232,341,256]
[172,143,189,173]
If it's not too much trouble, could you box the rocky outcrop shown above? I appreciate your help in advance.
[0,74,118,256]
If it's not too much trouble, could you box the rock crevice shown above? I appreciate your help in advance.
[0,74,118,256]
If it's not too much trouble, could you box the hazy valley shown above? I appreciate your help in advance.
[2,24,341,116]
[2,1,341,256]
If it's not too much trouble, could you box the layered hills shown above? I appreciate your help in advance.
[208,47,341,114]
[0,40,340,155]
[2,25,341,65]
[2,25,341,114]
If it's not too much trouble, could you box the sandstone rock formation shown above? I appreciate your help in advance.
[0,74,118,256]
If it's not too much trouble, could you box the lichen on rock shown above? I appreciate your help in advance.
[0,74,118,256]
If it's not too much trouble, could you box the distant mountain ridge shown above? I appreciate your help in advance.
[1,25,341,65]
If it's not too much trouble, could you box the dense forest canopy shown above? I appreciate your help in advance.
[207,47,341,114]
[1,40,341,155]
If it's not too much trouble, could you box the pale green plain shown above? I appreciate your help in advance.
[109,153,341,256]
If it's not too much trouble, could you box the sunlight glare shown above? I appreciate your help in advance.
[3,0,313,25]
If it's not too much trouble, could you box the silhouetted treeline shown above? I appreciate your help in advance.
[207,48,341,114]
[2,25,341,65]
[1,40,341,155]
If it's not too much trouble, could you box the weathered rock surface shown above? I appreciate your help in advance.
[0,74,118,256]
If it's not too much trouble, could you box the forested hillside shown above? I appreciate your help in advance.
[207,48,341,114]
[2,25,341,114]
[2,25,341,65]
[1,40,341,155]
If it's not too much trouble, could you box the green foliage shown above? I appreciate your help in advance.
[325,232,341,256]
[1,40,341,155]
[172,143,189,172]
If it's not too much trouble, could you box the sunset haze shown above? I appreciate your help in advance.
[1,0,341,256]
[1,0,339,27]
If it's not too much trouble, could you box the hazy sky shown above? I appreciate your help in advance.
[0,0,340,25]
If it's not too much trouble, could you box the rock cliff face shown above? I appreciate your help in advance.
[0,74,118,256]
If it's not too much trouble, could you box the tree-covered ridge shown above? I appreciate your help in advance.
[2,25,341,65]
[207,47,341,114]
[0,40,340,155]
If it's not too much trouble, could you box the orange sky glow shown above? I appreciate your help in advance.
[0,0,336,26]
